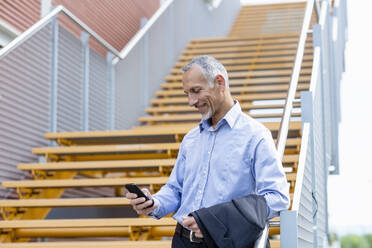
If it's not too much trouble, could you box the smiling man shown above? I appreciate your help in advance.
[126,55,290,247]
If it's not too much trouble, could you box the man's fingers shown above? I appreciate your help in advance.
[130,197,147,206]
[181,216,193,227]
[141,188,151,197]
[190,223,199,230]
[194,231,203,238]
[181,216,203,238]
[125,192,138,199]
[135,199,154,210]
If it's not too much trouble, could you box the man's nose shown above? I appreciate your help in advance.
[188,94,197,107]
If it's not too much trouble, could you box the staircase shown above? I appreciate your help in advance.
[0,2,313,247]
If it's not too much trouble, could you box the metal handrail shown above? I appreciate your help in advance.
[276,0,316,159]
[0,5,121,60]
[254,2,318,247]
[0,0,177,63]
[291,0,327,213]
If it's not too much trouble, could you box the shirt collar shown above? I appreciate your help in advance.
[199,100,242,132]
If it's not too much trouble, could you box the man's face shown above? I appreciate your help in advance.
[182,66,220,120]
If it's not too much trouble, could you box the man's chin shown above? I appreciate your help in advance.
[201,109,212,120]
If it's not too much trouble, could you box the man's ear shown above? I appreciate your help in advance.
[215,75,226,91]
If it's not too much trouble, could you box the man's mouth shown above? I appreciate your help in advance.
[196,103,208,111]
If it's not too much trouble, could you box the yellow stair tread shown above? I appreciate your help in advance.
[0,217,176,228]
[165,68,312,82]
[0,197,131,208]
[0,240,281,248]
[182,43,312,55]
[139,112,301,123]
[18,158,177,171]
[185,36,311,49]
[177,49,313,61]
[32,143,180,155]
[31,138,300,156]
[151,92,302,105]
[189,32,301,43]
[174,55,313,68]
[0,241,172,248]
[132,121,301,131]
[1,177,170,189]
[146,102,301,114]
[161,75,311,89]
[45,121,301,141]
[0,193,295,208]
[1,173,296,189]
[18,155,298,172]
[170,62,312,75]
[156,84,309,97]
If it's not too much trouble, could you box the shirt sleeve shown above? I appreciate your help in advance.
[252,129,290,220]
[150,141,186,219]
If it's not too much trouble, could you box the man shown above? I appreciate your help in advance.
[126,55,290,247]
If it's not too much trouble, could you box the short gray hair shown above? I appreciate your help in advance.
[182,55,229,88]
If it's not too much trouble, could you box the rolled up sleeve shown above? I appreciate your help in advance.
[253,130,290,219]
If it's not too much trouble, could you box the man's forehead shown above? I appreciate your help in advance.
[183,66,206,82]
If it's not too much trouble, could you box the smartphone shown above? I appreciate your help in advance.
[125,183,149,201]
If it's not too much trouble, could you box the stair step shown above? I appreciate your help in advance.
[0,241,172,248]
[0,239,282,248]
[18,158,177,171]
[146,102,301,115]
[0,197,131,208]
[139,112,301,124]
[44,121,301,145]
[174,55,313,68]
[190,32,301,43]
[0,217,176,229]
[17,155,298,172]
[182,43,312,55]
[1,177,170,189]
[1,173,296,190]
[165,68,312,82]
[161,76,311,89]
[31,138,300,157]
[151,92,302,105]
[156,84,309,97]
[186,36,310,49]
[171,62,312,75]
[178,49,313,62]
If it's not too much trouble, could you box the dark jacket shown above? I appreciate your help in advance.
[191,194,269,248]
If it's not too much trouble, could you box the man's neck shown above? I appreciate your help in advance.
[211,97,235,129]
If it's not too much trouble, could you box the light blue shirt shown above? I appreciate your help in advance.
[151,101,290,222]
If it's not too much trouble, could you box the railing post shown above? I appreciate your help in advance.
[107,52,115,130]
[167,2,174,70]
[141,18,149,108]
[301,90,318,247]
[49,16,59,137]
[319,13,333,245]
[81,31,90,131]
[280,210,298,247]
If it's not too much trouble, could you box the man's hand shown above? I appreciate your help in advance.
[125,188,158,215]
[182,216,203,238]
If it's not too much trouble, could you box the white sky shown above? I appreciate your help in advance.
[241,0,372,235]
[328,0,372,235]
